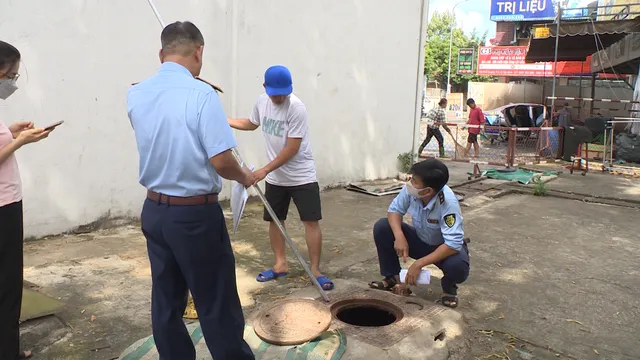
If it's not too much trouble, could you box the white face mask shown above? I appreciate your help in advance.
[0,78,18,100]
[405,181,427,198]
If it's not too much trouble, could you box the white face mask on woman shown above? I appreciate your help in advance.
[0,78,18,100]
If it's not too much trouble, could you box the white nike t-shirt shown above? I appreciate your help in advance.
[250,94,317,187]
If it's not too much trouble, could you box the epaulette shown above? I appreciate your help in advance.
[130,78,224,94]
[196,77,224,93]
[438,191,445,205]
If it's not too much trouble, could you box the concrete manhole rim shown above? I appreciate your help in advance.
[330,298,405,326]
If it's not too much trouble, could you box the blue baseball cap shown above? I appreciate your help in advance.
[264,65,293,96]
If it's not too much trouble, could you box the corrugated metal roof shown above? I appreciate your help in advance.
[525,18,640,63]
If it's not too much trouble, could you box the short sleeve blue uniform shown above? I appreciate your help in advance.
[127,62,253,360]
[128,62,236,196]
[373,185,470,295]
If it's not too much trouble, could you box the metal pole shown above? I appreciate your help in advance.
[602,121,608,170]
[578,63,584,123]
[232,150,330,302]
[447,21,454,94]
[146,0,166,27]
[542,63,547,120]
[610,123,615,167]
[550,3,562,114]
[144,0,330,302]
[590,73,597,116]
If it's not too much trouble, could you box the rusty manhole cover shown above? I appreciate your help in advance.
[253,298,331,346]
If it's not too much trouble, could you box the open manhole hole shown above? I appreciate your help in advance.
[330,298,404,327]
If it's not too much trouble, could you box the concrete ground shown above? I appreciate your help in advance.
[20,162,640,359]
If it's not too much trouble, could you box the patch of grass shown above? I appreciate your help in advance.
[532,177,548,197]
[397,152,415,174]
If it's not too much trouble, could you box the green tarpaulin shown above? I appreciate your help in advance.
[119,323,346,360]
[469,168,557,185]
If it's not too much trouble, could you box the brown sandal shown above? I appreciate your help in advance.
[437,295,459,308]
[368,276,397,291]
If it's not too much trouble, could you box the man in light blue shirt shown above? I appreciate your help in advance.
[127,21,255,360]
[369,159,470,308]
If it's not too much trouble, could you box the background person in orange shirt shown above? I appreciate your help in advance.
[464,98,483,158]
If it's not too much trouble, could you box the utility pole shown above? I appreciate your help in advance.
[550,3,562,113]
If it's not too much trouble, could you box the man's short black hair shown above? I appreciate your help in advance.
[466,98,475,106]
[161,21,205,56]
[410,158,449,193]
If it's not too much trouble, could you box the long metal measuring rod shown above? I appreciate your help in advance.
[144,0,329,302]
[231,149,330,302]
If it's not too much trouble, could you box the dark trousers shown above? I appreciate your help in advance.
[0,201,24,360]
[373,218,470,295]
[141,199,254,360]
[418,127,445,156]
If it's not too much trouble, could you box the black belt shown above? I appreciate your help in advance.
[147,191,218,206]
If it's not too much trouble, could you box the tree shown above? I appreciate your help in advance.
[424,11,494,93]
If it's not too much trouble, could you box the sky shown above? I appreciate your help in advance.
[428,0,496,44]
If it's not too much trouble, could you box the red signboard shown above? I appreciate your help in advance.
[555,59,591,76]
[477,46,591,77]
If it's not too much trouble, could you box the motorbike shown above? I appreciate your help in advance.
[482,112,509,144]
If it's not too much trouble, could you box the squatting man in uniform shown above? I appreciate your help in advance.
[127,21,255,359]
[418,98,452,158]
[369,158,470,308]
[228,65,334,291]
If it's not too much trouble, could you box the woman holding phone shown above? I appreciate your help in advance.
[0,40,52,359]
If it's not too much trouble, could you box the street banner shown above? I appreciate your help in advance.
[477,46,551,76]
[477,46,591,77]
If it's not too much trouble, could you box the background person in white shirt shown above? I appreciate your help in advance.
[228,65,334,291]
[418,98,451,158]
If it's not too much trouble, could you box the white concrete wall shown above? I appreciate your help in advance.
[468,82,544,110]
[0,0,427,237]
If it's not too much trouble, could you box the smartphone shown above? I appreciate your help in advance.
[43,121,64,131]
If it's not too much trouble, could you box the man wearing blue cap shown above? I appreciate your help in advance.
[229,65,334,291]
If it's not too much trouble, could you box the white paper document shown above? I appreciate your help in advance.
[231,165,254,233]
[399,269,431,285]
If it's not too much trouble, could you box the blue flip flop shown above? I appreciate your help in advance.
[256,269,288,283]
[316,276,335,291]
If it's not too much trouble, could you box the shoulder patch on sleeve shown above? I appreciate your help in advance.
[444,213,456,228]
[438,191,445,205]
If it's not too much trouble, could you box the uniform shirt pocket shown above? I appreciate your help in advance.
[425,218,440,229]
